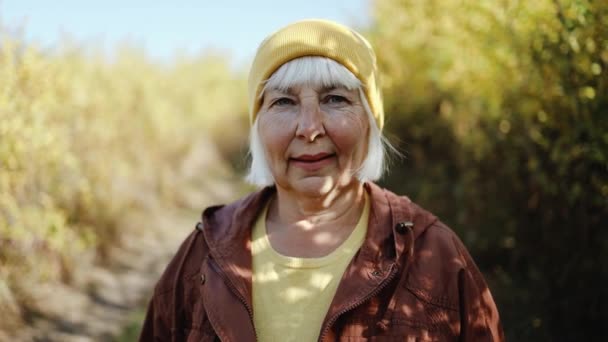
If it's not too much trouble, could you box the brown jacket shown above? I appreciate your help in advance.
[140,183,504,341]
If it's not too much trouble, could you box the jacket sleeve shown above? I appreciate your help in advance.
[138,228,206,341]
[139,291,172,341]
[456,241,505,342]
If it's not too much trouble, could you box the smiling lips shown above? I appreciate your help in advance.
[290,152,335,171]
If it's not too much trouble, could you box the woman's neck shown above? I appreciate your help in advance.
[268,181,366,232]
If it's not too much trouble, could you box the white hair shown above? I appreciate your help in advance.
[246,56,392,187]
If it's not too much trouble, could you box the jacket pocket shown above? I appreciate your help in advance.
[183,326,217,342]
[339,317,445,342]
[181,300,216,341]
[392,284,459,339]
[177,271,217,341]
[338,336,432,342]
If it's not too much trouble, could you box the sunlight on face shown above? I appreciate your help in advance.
[257,84,369,197]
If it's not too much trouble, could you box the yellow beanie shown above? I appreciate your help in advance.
[248,19,384,129]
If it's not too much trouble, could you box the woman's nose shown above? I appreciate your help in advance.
[295,101,325,142]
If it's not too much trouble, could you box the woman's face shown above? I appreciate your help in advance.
[257,84,369,197]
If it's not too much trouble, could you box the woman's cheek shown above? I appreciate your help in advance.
[327,115,367,148]
[259,114,294,162]
[326,112,368,170]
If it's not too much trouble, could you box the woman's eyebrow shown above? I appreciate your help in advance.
[320,86,338,93]
[319,85,353,93]
[267,87,296,96]
[266,85,350,97]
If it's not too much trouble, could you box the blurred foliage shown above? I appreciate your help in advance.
[0,32,248,328]
[370,0,607,340]
[114,307,147,342]
[2,1,607,339]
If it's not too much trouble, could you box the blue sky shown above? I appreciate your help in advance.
[1,0,371,67]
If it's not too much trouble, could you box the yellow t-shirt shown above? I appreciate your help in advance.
[251,193,370,342]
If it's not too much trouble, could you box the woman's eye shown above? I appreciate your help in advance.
[271,97,295,107]
[325,95,349,104]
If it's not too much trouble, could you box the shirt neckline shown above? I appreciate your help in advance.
[258,191,369,269]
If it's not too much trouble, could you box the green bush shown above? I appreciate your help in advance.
[369,0,608,339]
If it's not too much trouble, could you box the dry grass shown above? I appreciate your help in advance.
[0,32,249,333]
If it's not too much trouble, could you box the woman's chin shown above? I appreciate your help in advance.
[289,176,336,197]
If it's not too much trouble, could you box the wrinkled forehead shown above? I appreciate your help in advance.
[259,57,362,99]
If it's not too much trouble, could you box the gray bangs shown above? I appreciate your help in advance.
[260,56,362,98]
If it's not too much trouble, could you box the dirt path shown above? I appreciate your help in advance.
[3,176,243,342]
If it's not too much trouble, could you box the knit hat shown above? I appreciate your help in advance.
[248,19,384,130]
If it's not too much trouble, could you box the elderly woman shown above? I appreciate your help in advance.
[140,19,504,341]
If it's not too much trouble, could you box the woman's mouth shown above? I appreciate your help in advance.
[290,153,335,171]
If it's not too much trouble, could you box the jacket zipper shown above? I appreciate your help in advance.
[318,263,398,341]
[209,258,257,340]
